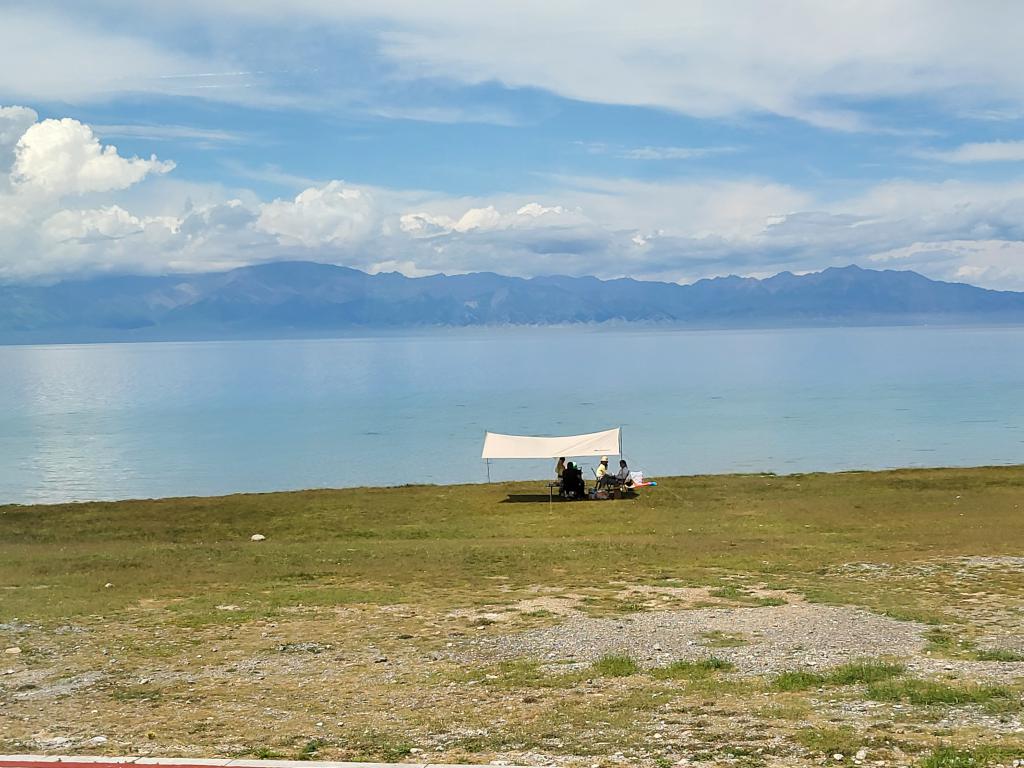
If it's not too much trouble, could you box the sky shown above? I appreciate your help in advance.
[3,1,1024,288]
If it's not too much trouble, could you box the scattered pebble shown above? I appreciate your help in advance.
[250,533,266,541]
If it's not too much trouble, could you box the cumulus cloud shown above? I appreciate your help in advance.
[400,202,572,237]
[13,118,175,196]
[256,182,376,247]
[42,206,149,243]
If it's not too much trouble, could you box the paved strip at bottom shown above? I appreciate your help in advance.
[0,757,536,768]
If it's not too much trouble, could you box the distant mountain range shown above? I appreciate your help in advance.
[2,261,1024,344]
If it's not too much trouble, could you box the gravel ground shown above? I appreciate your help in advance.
[465,600,1024,682]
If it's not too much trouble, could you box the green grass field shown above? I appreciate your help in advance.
[2,466,1024,767]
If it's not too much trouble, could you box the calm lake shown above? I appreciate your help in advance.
[2,325,1023,504]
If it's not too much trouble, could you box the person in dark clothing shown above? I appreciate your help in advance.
[562,461,585,499]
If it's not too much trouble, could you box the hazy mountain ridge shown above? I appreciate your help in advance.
[2,262,1023,344]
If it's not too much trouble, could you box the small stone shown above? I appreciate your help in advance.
[216,605,241,611]
[3,647,21,655]
[833,754,844,761]
[85,735,108,746]
[104,582,114,588]
[250,533,266,541]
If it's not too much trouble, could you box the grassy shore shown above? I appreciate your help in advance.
[2,466,1024,767]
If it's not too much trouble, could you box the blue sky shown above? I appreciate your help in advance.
[3,1,1024,288]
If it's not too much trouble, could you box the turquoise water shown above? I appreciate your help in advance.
[1,325,1023,504]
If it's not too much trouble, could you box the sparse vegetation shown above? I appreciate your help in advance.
[794,725,862,758]
[2,466,1024,765]
[918,746,1024,768]
[652,657,736,679]
[699,629,747,647]
[867,678,1020,709]
[974,648,1024,662]
[772,660,904,691]
[590,654,640,677]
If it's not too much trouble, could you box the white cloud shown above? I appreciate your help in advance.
[869,240,1024,290]
[918,140,1024,164]
[619,146,739,161]
[400,202,577,239]
[0,106,38,181]
[0,106,37,149]
[339,1,1024,129]
[516,203,565,218]
[256,181,376,247]
[13,118,175,197]
[11,2,1024,129]
[43,206,149,243]
[5,107,1024,290]
[92,124,246,146]
[0,7,250,104]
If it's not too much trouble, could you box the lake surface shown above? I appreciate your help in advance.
[2,325,1023,504]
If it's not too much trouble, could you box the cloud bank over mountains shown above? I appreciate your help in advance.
[2,2,1024,289]
[3,104,1024,288]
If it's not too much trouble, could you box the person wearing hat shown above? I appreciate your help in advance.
[598,456,624,489]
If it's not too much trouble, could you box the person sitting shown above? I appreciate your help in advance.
[615,459,632,486]
[555,457,566,480]
[600,459,631,489]
[562,461,585,499]
[595,456,609,484]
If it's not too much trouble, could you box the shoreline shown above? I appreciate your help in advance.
[4,461,1023,509]
[4,317,1024,348]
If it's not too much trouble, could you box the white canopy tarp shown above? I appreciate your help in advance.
[481,428,621,459]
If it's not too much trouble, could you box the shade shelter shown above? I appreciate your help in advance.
[481,428,623,503]
[481,427,622,460]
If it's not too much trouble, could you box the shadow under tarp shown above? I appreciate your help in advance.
[500,490,637,503]
[501,494,566,503]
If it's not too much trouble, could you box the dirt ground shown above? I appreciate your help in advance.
[3,571,1024,767]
